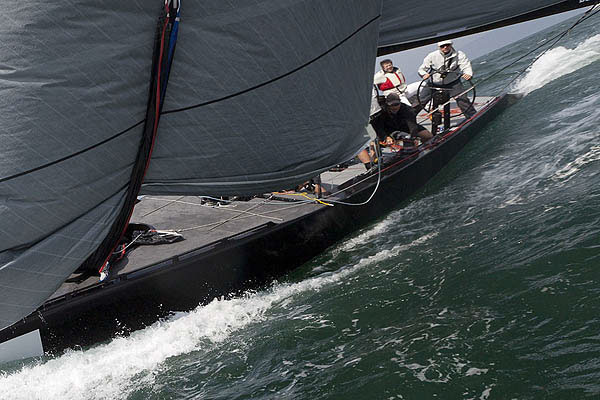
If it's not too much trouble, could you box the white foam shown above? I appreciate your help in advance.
[465,367,489,376]
[336,212,398,253]
[512,34,600,95]
[552,145,600,182]
[0,232,437,400]
[479,386,494,400]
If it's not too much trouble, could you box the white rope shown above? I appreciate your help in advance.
[144,196,284,221]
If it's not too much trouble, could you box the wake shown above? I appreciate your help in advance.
[0,231,436,400]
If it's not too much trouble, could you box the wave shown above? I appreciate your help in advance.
[552,145,600,182]
[336,211,398,253]
[512,34,600,95]
[0,232,437,400]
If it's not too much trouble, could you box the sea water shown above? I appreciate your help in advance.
[2,12,600,400]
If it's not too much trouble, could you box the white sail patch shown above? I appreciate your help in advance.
[0,330,43,363]
[512,34,600,95]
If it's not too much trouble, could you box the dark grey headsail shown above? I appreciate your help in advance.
[141,1,382,196]
[0,0,383,330]
[0,1,159,330]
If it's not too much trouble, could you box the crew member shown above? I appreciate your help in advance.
[374,59,408,99]
[371,93,432,145]
[418,40,476,118]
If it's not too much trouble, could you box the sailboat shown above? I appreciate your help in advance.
[0,0,595,362]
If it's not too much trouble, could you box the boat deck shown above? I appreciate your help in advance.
[49,97,495,301]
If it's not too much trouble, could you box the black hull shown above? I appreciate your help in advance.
[0,94,518,356]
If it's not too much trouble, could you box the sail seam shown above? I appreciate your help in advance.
[0,120,144,184]
[161,14,381,115]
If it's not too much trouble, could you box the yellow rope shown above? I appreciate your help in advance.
[273,192,334,207]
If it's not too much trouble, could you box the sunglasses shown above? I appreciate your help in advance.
[439,44,451,48]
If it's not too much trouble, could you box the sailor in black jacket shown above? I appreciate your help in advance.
[371,93,432,145]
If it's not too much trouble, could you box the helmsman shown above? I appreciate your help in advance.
[418,40,476,118]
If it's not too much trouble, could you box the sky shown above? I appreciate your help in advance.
[377,9,587,82]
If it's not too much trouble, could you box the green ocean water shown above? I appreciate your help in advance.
[2,11,600,400]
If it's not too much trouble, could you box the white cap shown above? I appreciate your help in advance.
[437,39,453,47]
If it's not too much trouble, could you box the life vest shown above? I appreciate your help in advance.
[375,68,406,93]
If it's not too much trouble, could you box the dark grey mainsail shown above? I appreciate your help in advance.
[378,0,593,54]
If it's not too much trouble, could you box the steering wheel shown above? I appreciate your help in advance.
[416,70,476,120]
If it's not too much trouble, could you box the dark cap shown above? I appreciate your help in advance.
[385,93,401,106]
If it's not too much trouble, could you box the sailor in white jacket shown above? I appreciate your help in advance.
[417,40,476,118]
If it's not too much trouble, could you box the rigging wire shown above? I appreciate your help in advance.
[207,196,282,232]
[140,195,185,218]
